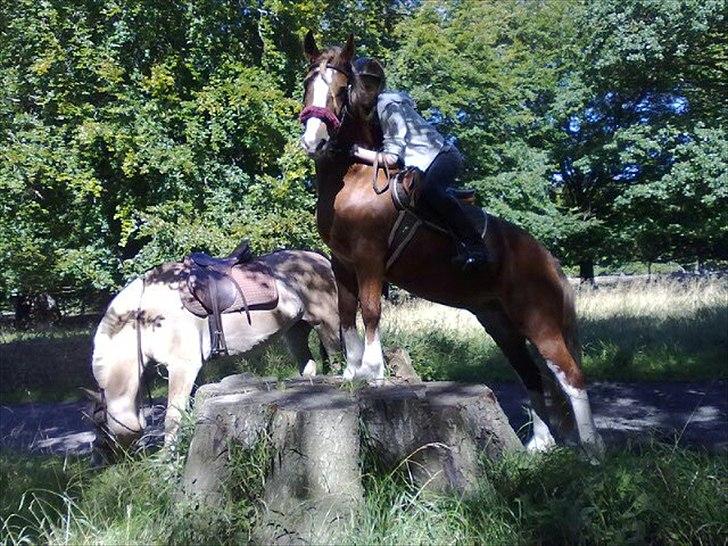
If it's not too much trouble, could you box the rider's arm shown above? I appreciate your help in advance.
[351,101,406,167]
[351,145,398,166]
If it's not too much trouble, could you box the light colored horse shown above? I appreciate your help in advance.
[88,250,340,460]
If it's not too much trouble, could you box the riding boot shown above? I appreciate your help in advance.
[420,148,492,270]
[434,194,491,269]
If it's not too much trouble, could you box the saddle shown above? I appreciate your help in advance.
[378,166,488,270]
[390,167,476,211]
[179,241,279,357]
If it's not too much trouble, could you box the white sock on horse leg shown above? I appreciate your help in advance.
[525,390,556,452]
[301,359,317,377]
[545,360,603,452]
[360,328,385,380]
[342,326,364,378]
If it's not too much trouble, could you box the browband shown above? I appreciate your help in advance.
[309,62,352,80]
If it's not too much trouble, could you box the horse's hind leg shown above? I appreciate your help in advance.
[530,332,603,454]
[284,320,317,376]
[514,288,604,455]
[476,307,557,451]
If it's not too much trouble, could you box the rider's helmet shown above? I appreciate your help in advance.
[352,57,386,114]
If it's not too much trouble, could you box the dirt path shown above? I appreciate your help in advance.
[1,381,725,456]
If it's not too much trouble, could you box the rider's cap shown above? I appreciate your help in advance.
[353,57,386,82]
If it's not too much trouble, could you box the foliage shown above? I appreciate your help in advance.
[389,0,727,269]
[0,0,725,302]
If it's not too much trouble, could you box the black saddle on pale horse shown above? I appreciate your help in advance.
[180,240,279,357]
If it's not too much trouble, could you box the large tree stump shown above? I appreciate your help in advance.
[181,373,522,544]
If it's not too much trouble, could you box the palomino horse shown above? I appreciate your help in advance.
[87,250,340,462]
[299,32,604,455]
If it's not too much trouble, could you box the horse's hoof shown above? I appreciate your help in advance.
[583,434,606,463]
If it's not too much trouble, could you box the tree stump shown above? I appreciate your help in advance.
[181,373,522,544]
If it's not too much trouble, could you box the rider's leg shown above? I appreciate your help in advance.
[420,148,490,267]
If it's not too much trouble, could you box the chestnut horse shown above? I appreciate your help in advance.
[299,32,603,455]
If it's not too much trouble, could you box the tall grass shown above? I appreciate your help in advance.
[348,442,727,545]
[2,277,725,404]
[2,442,725,545]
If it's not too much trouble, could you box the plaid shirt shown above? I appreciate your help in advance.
[376,92,447,171]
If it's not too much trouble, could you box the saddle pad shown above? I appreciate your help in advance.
[180,260,279,317]
[385,205,488,270]
[227,261,279,310]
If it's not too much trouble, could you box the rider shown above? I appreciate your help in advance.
[348,57,490,269]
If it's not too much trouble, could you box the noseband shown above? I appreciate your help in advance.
[299,62,352,133]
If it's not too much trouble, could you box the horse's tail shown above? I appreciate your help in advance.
[91,277,146,390]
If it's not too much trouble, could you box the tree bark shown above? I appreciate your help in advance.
[579,260,595,284]
[181,373,523,544]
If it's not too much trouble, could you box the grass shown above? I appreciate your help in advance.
[377,276,728,383]
[2,277,726,404]
[1,276,726,544]
[0,324,96,404]
[1,442,725,545]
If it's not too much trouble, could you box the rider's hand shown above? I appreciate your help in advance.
[349,144,359,158]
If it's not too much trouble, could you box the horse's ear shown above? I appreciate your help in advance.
[80,387,103,404]
[303,30,320,63]
[341,33,355,62]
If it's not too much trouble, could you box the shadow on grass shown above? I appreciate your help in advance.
[579,307,727,381]
[0,450,86,539]
[0,332,95,404]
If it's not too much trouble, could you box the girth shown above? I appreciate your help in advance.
[376,167,488,270]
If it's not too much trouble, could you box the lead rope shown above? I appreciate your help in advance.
[135,276,153,416]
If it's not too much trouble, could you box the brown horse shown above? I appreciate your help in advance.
[299,32,603,455]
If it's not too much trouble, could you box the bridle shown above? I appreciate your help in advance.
[298,62,353,136]
[90,293,154,446]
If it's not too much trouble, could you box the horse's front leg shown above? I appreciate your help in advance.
[332,258,364,379]
[356,267,386,381]
[165,357,203,446]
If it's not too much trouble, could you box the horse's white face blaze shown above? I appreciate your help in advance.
[301,67,333,154]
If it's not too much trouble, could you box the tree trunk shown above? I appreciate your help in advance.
[579,260,595,284]
[181,373,523,544]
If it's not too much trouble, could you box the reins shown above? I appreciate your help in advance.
[372,152,392,194]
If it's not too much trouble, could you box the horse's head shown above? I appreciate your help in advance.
[299,31,355,156]
[82,387,144,466]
